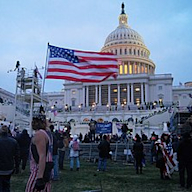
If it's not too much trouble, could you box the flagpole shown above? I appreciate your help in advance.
[41,42,49,105]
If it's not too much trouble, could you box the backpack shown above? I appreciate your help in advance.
[73,140,79,151]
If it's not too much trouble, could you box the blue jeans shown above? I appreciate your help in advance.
[0,175,11,192]
[58,150,65,170]
[98,157,107,171]
[53,155,59,180]
[70,157,80,169]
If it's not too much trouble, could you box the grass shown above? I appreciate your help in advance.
[11,159,182,192]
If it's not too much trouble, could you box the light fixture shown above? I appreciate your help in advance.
[113,89,117,92]
[135,88,140,92]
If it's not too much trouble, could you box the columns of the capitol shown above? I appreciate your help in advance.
[141,83,144,104]
[133,62,135,74]
[98,85,101,106]
[95,85,98,104]
[117,84,120,106]
[127,61,129,74]
[82,86,85,107]
[86,86,89,107]
[145,83,149,103]
[127,83,130,104]
[131,83,134,104]
[108,85,111,105]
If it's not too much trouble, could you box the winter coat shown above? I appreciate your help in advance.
[0,134,20,175]
[98,140,110,158]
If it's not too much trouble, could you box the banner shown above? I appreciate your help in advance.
[96,122,112,134]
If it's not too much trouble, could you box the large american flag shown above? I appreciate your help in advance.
[45,45,118,82]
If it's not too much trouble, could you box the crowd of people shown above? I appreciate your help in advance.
[1,115,192,191]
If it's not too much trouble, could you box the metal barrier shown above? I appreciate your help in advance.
[78,142,151,163]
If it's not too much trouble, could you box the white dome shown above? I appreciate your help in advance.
[104,26,145,47]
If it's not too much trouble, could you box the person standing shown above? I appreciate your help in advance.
[25,115,53,192]
[16,129,31,171]
[97,135,110,171]
[177,132,192,189]
[155,133,175,180]
[133,134,144,174]
[0,125,20,192]
[89,119,96,142]
[58,132,69,170]
[69,135,80,171]
[50,125,59,181]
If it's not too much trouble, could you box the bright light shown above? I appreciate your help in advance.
[135,88,140,92]
[51,106,54,109]
[113,89,117,93]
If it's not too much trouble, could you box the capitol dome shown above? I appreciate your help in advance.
[104,26,145,48]
[101,3,155,76]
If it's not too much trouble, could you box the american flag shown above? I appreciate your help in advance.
[45,45,118,82]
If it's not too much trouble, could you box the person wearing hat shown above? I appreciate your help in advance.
[69,135,80,171]
[0,125,20,192]
[25,114,53,192]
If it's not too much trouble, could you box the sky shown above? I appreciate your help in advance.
[0,0,192,93]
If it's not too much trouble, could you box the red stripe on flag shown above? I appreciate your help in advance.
[46,75,111,82]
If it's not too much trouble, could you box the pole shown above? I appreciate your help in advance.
[13,72,19,130]
[41,42,50,104]
[29,75,35,136]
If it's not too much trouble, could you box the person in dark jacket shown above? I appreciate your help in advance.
[133,134,144,174]
[0,125,20,192]
[16,129,31,171]
[97,135,110,171]
[50,124,59,180]
[177,132,192,189]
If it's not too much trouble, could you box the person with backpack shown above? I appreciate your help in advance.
[69,135,80,171]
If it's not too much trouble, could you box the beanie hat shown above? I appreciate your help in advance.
[0,125,8,134]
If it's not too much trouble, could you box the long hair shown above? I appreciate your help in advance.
[32,115,46,131]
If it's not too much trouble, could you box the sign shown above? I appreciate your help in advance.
[96,122,112,134]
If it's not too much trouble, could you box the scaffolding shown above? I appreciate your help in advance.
[13,68,48,135]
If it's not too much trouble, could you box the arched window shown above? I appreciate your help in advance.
[125,48,127,55]
[134,49,136,55]
[120,49,122,55]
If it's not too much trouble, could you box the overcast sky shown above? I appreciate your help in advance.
[0,0,192,93]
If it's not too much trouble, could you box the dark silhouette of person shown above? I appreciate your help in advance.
[133,134,144,174]
[14,61,20,71]
[177,132,192,189]
[16,129,31,171]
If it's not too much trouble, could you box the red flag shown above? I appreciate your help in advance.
[45,45,118,82]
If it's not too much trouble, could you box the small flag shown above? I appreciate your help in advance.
[45,44,118,82]
[35,65,42,79]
